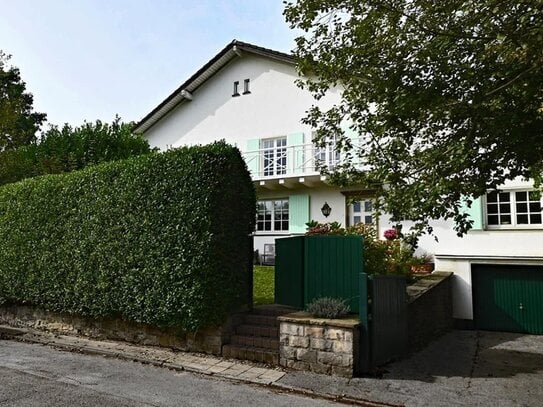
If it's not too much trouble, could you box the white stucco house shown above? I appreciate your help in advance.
[134,40,543,334]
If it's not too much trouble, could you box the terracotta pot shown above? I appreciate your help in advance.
[410,263,434,274]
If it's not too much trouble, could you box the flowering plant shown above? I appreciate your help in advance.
[383,228,398,240]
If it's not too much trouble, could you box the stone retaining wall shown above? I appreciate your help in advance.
[0,305,239,355]
[278,312,360,377]
[407,271,453,352]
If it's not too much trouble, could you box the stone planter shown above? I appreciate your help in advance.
[278,311,361,377]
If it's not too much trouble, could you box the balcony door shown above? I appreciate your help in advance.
[262,137,287,176]
[314,135,340,170]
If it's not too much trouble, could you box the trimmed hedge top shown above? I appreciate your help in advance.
[0,142,256,331]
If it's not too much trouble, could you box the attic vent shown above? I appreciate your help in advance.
[243,79,251,94]
[232,81,240,97]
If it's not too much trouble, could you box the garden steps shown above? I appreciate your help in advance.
[223,304,297,365]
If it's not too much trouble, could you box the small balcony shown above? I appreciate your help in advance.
[242,142,344,183]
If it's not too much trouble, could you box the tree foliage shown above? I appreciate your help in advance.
[0,51,46,151]
[0,117,152,186]
[284,0,543,238]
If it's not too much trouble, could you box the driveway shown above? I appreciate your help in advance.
[278,330,543,406]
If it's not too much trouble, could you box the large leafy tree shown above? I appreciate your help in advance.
[0,51,47,151]
[0,117,152,186]
[284,1,543,238]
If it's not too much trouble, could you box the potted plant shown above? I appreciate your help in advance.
[409,253,434,274]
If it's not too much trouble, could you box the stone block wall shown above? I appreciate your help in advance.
[278,312,360,377]
[407,271,453,352]
[0,305,240,355]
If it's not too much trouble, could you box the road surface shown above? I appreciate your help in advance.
[0,340,340,407]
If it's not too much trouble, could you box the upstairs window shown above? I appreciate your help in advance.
[262,137,287,176]
[232,81,240,97]
[256,199,289,232]
[486,190,542,228]
[243,79,251,94]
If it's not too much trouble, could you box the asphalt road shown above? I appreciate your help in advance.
[0,340,340,407]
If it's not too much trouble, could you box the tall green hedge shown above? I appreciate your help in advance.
[0,142,256,331]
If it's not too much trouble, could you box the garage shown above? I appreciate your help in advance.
[472,264,543,334]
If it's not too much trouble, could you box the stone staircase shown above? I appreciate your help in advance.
[222,305,295,365]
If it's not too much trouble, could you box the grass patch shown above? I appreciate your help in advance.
[253,266,275,305]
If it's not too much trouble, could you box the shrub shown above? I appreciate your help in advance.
[305,221,419,276]
[0,141,256,331]
[0,117,151,186]
[306,297,351,319]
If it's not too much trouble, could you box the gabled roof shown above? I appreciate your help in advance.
[134,40,294,133]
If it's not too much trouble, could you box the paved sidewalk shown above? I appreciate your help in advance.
[0,325,285,386]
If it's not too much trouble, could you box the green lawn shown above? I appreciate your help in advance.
[253,266,275,305]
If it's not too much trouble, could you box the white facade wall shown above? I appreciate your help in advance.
[144,55,341,150]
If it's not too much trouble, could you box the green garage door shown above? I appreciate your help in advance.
[472,265,543,334]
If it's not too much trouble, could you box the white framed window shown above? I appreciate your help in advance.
[262,137,287,176]
[486,190,542,228]
[314,134,340,170]
[350,200,374,225]
[256,199,289,232]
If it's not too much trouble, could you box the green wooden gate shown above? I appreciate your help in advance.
[472,264,543,334]
[275,235,363,311]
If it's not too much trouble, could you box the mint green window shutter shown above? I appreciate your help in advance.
[341,125,361,167]
[245,138,260,177]
[287,132,305,175]
[460,196,484,230]
[289,194,310,233]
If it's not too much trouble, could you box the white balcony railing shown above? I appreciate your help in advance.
[242,141,353,180]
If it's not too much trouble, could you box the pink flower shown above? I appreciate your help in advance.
[384,229,398,240]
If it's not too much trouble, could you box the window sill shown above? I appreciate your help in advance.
[485,226,543,231]
[253,231,291,236]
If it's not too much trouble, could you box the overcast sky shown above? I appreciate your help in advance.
[0,0,297,128]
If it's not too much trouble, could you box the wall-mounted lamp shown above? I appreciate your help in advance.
[321,202,332,218]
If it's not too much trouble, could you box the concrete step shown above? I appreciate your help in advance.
[230,334,279,350]
[251,304,297,317]
[235,324,279,338]
[222,344,279,365]
[243,313,278,327]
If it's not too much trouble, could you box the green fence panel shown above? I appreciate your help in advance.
[369,275,408,366]
[358,272,370,374]
[304,236,364,312]
[275,236,305,308]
